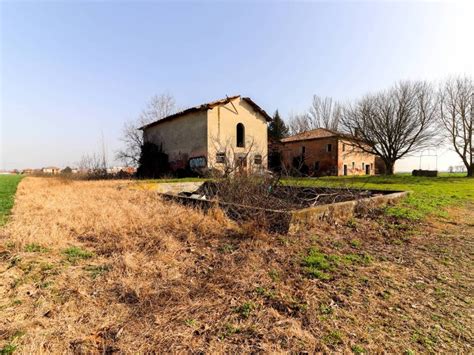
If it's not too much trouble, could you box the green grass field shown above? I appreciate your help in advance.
[0,175,23,226]
[284,173,474,220]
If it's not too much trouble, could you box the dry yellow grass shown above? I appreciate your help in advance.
[0,177,473,353]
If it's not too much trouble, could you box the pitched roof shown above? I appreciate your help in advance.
[280,128,346,143]
[139,95,272,130]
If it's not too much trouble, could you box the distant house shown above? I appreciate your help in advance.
[42,167,61,175]
[279,128,376,176]
[140,95,271,173]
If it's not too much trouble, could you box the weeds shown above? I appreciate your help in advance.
[0,344,17,355]
[234,302,255,319]
[411,329,438,349]
[350,239,361,248]
[302,248,333,280]
[347,218,358,228]
[319,302,334,315]
[24,243,49,253]
[218,243,236,254]
[351,344,366,354]
[268,269,280,282]
[63,246,94,263]
[302,248,372,280]
[323,330,344,347]
[255,286,276,299]
[0,330,25,355]
[84,264,109,278]
[184,319,197,327]
[378,290,391,300]
[220,323,241,339]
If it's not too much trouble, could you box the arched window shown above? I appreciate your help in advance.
[236,123,245,147]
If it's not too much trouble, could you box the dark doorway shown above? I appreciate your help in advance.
[365,164,370,175]
[344,164,348,176]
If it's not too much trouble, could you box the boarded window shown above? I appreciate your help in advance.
[236,123,245,147]
[254,154,262,165]
[216,152,226,164]
[326,144,332,152]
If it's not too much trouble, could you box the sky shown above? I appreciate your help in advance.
[1,0,473,172]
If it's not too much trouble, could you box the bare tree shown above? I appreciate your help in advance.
[288,95,341,135]
[341,81,438,175]
[438,76,473,177]
[308,95,341,131]
[78,153,106,177]
[116,93,177,166]
[288,112,312,135]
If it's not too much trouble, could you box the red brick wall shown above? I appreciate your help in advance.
[338,140,375,176]
[281,137,339,176]
[279,138,376,176]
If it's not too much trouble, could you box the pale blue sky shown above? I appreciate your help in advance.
[1,1,473,171]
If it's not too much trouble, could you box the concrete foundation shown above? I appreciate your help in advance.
[153,181,409,233]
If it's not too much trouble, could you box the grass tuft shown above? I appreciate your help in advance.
[24,243,49,253]
[234,302,255,319]
[63,246,94,262]
[302,248,372,280]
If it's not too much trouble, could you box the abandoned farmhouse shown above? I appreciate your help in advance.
[279,128,376,176]
[141,96,378,176]
[141,95,271,172]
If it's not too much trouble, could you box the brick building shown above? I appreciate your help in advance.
[279,128,376,176]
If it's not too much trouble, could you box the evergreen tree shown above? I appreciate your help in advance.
[268,110,289,140]
[137,142,169,178]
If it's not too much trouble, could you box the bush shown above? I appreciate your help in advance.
[137,143,170,178]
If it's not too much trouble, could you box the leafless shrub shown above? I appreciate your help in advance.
[187,171,375,233]
[206,137,267,178]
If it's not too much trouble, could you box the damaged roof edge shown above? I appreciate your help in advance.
[138,95,272,130]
